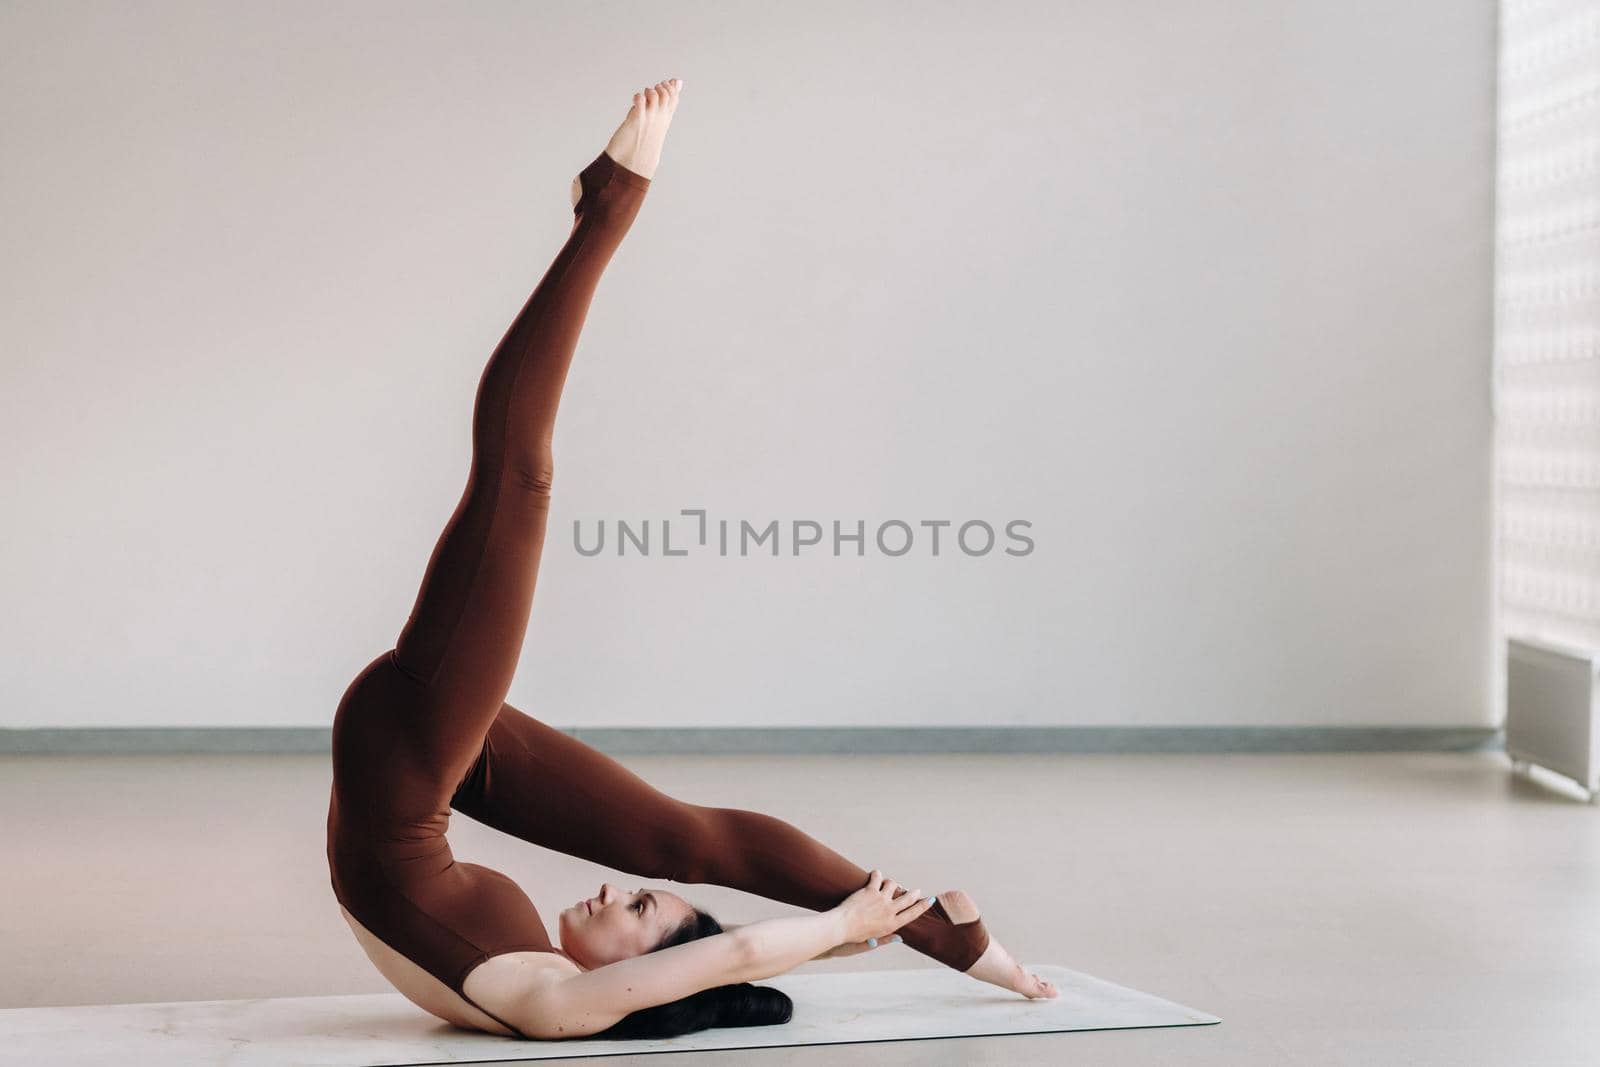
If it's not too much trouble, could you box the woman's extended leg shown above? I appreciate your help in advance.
[450,702,993,972]
[386,90,675,795]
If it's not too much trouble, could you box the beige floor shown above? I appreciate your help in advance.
[2,750,1597,1065]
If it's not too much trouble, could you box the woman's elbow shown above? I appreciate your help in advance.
[515,1005,566,1041]
[519,1013,613,1042]
[515,997,614,1041]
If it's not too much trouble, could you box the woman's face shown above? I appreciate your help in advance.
[558,882,696,968]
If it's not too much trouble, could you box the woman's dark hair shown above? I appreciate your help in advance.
[594,907,794,1040]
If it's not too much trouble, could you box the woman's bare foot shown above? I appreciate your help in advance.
[941,890,1059,999]
[570,78,684,208]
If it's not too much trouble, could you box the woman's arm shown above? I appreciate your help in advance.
[518,870,933,1039]
[518,911,847,1038]
[712,921,896,960]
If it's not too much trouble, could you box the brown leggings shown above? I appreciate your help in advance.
[325,150,990,1014]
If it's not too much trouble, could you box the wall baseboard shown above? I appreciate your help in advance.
[0,726,1502,756]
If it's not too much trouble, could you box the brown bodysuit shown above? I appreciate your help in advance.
[325,150,989,1032]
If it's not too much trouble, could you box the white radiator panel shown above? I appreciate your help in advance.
[1506,636,1599,792]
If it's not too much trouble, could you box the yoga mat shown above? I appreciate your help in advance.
[0,964,1219,1065]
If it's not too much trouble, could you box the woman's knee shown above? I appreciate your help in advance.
[512,448,555,496]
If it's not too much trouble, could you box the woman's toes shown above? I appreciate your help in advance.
[598,78,680,181]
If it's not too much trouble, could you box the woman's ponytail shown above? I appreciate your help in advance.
[710,982,793,1028]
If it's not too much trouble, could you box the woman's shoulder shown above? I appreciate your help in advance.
[468,948,579,984]
[463,949,581,1031]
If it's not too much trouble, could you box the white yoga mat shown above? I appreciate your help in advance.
[0,964,1219,1065]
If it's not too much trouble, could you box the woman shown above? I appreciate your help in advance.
[325,78,1058,1041]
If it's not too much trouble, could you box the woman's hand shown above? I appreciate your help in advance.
[832,870,935,946]
[813,933,901,960]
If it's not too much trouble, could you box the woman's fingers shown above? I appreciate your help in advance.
[888,895,935,930]
[896,895,934,921]
[865,870,936,917]
[841,933,902,956]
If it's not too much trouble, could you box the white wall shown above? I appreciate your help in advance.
[0,0,1495,729]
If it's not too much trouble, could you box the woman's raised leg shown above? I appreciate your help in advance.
[450,702,994,973]
[388,82,681,794]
